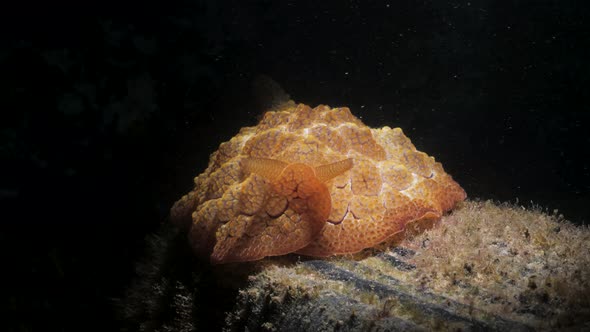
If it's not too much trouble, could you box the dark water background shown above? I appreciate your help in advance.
[1,0,588,330]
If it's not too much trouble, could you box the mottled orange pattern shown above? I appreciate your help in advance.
[171,103,466,264]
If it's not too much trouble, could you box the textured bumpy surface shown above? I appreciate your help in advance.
[171,103,466,263]
[224,201,590,331]
[123,201,590,331]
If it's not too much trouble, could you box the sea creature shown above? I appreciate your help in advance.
[171,102,466,264]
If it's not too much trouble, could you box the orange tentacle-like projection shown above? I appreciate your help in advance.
[171,103,466,264]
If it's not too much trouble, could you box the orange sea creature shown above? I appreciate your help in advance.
[171,101,466,264]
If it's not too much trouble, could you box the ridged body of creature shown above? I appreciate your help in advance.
[171,102,466,264]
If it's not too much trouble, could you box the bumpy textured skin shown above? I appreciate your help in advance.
[171,103,466,264]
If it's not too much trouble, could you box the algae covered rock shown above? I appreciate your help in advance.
[121,200,590,331]
[224,200,590,331]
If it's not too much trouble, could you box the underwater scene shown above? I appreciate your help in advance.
[1,1,589,331]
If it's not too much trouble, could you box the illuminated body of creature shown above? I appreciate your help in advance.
[171,102,466,264]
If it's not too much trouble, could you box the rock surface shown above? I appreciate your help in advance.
[122,200,590,331]
[224,201,590,331]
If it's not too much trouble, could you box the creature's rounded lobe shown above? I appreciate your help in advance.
[242,158,353,224]
[209,157,353,264]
